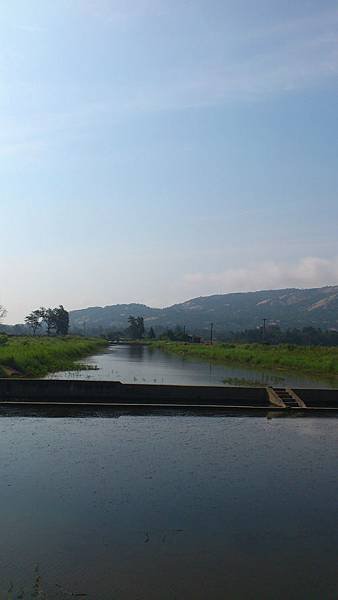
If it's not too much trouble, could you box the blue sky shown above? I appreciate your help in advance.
[1,0,338,322]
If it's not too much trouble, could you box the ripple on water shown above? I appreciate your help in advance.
[0,415,337,599]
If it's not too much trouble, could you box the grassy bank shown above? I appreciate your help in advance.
[150,341,338,378]
[0,336,107,378]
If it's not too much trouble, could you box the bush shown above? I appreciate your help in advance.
[0,334,8,347]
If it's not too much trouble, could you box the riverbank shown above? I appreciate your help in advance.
[0,336,107,378]
[149,341,338,379]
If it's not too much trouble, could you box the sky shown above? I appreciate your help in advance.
[1,0,338,323]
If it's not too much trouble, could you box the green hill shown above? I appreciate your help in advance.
[69,285,338,335]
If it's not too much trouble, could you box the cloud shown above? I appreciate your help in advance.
[183,257,338,296]
[153,9,338,107]
[77,5,338,107]
[1,4,337,162]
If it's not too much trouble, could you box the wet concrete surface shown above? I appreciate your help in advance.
[0,415,337,599]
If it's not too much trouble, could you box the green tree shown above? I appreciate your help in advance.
[54,305,69,336]
[128,316,137,339]
[40,307,56,336]
[128,315,145,339]
[25,309,43,335]
[148,326,156,339]
[136,316,145,338]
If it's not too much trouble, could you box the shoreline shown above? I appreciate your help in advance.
[0,336,108,378]
[148,340,338,381]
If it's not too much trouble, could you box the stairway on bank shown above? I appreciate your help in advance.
[273,388,301,408]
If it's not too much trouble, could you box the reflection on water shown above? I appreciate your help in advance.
[47,343,338,388]
[0,415,337,599]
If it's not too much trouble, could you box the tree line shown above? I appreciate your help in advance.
[113,318,338,347]
[4,302,338,347]
[109,318,190,341]
[222,325,338,346]
[25,305,69,336]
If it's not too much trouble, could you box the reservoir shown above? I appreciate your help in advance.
[48,343,338,388]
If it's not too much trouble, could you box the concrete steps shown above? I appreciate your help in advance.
[271,387,305,409]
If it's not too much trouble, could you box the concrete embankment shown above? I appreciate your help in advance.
[0,379,269,405]
[293,388,338,408]
[0,380,337,416]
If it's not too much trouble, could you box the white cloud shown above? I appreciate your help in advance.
[183,257,338,296]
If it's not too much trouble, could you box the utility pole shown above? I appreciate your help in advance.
[210,322,214,345]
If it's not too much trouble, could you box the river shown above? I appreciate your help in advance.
[47,343,338,388]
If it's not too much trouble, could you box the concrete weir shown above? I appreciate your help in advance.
[0,380,337,416]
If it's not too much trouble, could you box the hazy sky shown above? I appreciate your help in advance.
[1,1,338,323]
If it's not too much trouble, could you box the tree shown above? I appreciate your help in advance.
[24,305,69,336]
[157,325,188,341]
[136,316,145,339]
[0,305,7,323]
[25,309,43,335]
[128,315,145,339]
[39,307,54,336]
[148,326,156,339]
[128,316,137,339]
[25,305,69,336]
[54,305,69,336]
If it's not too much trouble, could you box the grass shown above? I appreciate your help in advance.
[222,376,285,387]
[150,340,338,378]
[0,336,107,378]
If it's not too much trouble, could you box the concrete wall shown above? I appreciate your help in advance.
[295,388,338,408]
[0,379,270,406]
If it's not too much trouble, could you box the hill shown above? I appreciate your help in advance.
[69,285,338,335]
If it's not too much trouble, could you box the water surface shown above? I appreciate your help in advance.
[48,343,338,388]
[0,415,337,599]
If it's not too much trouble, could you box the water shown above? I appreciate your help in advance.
[0,415,337,599]
[15,345,338,596]
[48,343,338,388]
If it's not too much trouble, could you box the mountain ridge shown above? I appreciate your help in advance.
[69,285,338,334]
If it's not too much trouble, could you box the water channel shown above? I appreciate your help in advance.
[48,343,338,388]
[0,414,337,598]
[1,345,337,598]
